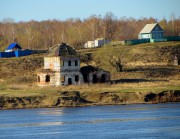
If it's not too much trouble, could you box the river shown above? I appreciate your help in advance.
[0,103,180,139]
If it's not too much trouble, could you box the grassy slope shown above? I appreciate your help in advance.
[0,41,180,97]
[1,81,180,97]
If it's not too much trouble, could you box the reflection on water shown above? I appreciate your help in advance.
[0,103,180,139]
[0,121,63,127]
[1,116,180,127]
[38,109,64,115]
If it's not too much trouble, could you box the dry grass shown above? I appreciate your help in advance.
[0,41,180,97]
[57,80,180,93]
[1,79,179,97]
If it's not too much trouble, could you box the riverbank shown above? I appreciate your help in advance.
[0,89,180,109]
[1,80,180,110]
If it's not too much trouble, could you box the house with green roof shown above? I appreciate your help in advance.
[138,23,167,42]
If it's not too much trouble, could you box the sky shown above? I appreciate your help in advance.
[0,0,179,22]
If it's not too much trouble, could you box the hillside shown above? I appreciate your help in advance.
[0,41,180,109]
[0,42,180,84]
[80,41,180,80]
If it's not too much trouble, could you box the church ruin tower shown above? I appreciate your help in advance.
[37,43,84,86]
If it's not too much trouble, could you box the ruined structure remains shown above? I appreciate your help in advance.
[37,43,84,86]
[81,66,110,84]
[37,43,110,86]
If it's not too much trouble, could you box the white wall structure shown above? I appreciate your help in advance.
[84,38,110,48]
[37,43,84,86]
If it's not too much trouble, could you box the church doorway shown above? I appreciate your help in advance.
[68,78,72,85]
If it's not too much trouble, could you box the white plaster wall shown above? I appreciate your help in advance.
[44,57,60,71]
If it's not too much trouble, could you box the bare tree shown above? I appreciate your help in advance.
[109,56,123,72]
[25,27,37,49]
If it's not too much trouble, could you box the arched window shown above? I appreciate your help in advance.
[75,75,79,82]
[75,60,78,66]
[45,75,50,82]
[68,78,72,85]
[68,61,71,66]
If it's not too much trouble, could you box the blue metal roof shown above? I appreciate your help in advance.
[6,43,22,50]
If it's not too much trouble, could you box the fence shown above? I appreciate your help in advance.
[166,36,180,41]
[123,38,150,45]
[0,50,32,58]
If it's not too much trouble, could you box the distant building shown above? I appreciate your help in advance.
[84,38,110,48]
[94,38,110,47]
[37,43,110,86]
[5,43,22,52]
[138,23,166,42]
[0,43,32,58]
[37,43,84,86]
[84,41,94,48]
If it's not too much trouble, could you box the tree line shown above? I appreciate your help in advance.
[0,12,180,50]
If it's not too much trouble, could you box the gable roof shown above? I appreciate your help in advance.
[139,23,163,34]
[47,43,78,57]
[6,43,22,50]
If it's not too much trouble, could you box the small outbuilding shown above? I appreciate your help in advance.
[84,38,110,48]
[5,43,22,52]
[80,65,110,84]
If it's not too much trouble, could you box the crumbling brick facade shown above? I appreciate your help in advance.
[37,43,110,87]
[37,43,84,86]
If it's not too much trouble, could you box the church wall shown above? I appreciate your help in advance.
[88,71,110,83]
[60,57,80,72]
[44,57,60,71]
[37,72,56,86]
[60,71,84,86]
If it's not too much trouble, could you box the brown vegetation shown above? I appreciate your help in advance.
[0,13,180,50]
[0,42,180,84]
[0,37,180,108]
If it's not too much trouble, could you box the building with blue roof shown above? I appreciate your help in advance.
[5,43,22,52]
[0,42,32,58]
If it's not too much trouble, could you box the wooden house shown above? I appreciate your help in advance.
[138,23,166,42]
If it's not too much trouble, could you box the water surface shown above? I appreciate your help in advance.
[0,103,180,139]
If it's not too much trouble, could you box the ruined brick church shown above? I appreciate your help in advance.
[37,43,110,86]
